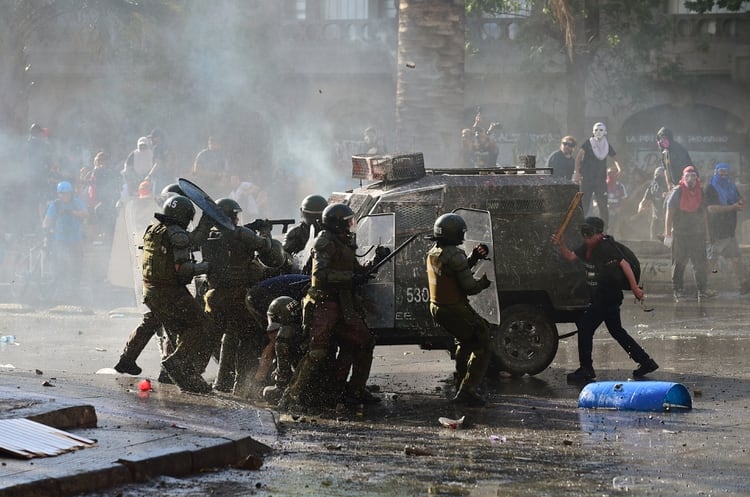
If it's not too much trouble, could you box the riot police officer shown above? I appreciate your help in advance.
[282,203,379,409]
[283,194,328,257]
[201,198,286,395]
[143,195,214,393]
[159,183,184,204]
[257,296,306,404]
[426,213,492,406]
[114,191,212,381]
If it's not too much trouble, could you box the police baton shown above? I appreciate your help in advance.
[365,233,420,277]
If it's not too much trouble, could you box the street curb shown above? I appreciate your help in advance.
[0,434,272,497]
[26,405,97,430]
[1,402,274,497]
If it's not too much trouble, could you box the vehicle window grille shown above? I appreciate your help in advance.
[486,199,544,211]
[372,202,437,232]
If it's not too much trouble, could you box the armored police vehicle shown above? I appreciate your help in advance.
[331,153,590,377]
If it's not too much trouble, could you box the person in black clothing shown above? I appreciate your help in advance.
[552,216,658,382]
[547,136,576,179]
[657,127,692,190]
[574,123,621,227]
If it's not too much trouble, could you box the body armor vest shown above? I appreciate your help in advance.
[427,246,464,305]
[310,232,356,290]
[203,230,257,288]
[142,223,179,287]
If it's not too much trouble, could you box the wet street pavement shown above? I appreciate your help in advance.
[1,289,750,496]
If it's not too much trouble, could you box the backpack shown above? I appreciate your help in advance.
[604,236,641,291]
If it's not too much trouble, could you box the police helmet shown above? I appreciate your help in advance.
[432,213,466,245]
[162,195,195,229]
[57,181,73,194]
[322,203,355,233]
[267,296,301,329]
[258,238,287,269]
[159,183,184,203]
[300,195,328,224]
[216,197,242,222]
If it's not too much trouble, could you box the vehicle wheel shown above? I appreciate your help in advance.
[492,304,558,377]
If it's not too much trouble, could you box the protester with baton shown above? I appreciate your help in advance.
[552,213,658,382]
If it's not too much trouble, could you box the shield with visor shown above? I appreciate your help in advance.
[177,178,235,231]
[354,213,396,329]
[454,208,501,326]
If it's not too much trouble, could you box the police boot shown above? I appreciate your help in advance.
[450,388,487,407]
[157,368,174,384]
[162,355,212,394]
[343,384,381,405]
[453,346,470,388]
[232,371,258,400]
[281,350,325,409]
[277,387,303,412]
[114,355,142,376]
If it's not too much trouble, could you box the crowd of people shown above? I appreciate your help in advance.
[111,184,397,411]
[546,123,749,302]
[13,124,286,304]
[18,116,747,411]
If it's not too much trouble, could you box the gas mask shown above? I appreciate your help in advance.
[592,123,607,141]
[657,137,670,150]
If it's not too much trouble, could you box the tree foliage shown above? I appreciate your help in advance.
[0,0,179,134]
[684,0,749,13]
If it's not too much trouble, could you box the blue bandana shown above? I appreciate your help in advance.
[710,162,740,206]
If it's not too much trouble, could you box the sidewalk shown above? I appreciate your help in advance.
[0,371,278,497]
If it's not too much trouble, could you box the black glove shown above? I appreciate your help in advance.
[248,219,273,237]
[352,273,375,286]
[372,246,392,266]
[478,274,491,290]
[468,243,490,266]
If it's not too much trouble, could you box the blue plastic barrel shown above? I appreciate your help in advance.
[578,381,692,411]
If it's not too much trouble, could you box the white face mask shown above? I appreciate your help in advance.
[592,123,607,140]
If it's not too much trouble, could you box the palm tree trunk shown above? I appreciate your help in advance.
[395,0,465,168]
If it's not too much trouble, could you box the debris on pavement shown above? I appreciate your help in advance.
[404,445,433,456]
[0,418,96,458]
[438,416,465,429]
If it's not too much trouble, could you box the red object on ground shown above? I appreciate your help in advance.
[138,379,152,391]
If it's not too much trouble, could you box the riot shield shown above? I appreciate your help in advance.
[291,225,316,273]
[177,178,235,231]
[455,208,500,325]
[355,213,396,328]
